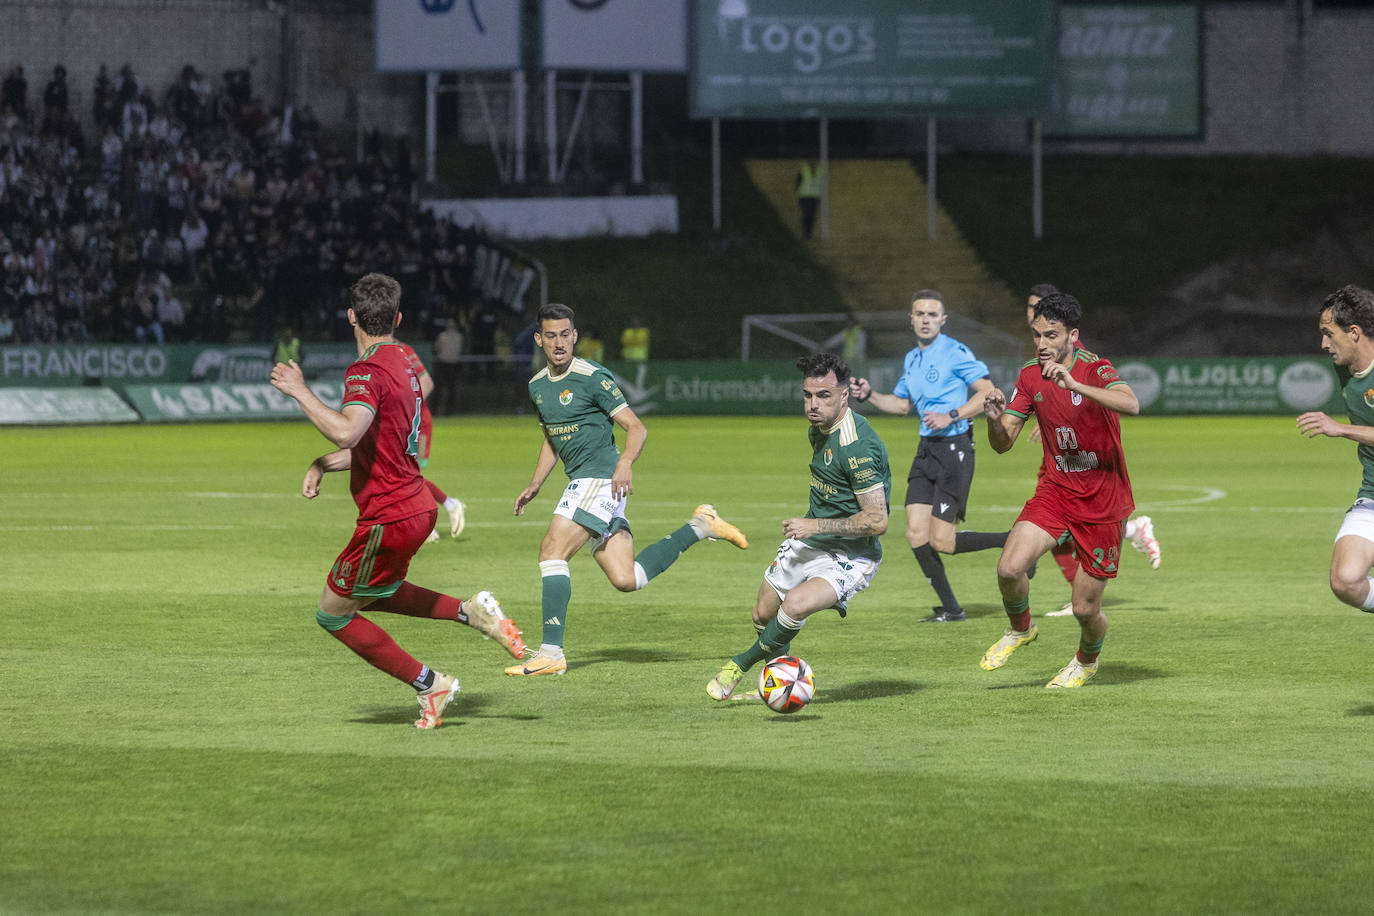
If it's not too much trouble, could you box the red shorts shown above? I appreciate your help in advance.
[326,509,437,599]
[1017,494,1125,580]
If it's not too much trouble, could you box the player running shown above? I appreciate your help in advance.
[269,272,524,729]
[979,291,1139,688]
[707,352,890,701]
[509,302,748,677]
[1024,284,1160,615]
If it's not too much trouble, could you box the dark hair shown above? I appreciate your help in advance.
[348,272,401,336]
[537,302,575,327]
[1031,291,1083,330]
[1322,285,1374,336]
[911,289,943,305]
[797,351,851,385]
[1029,283,1060,300]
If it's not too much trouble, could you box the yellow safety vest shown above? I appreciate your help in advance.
[621,326,649,361]
[798,164,825,198]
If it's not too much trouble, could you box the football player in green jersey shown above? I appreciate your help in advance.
[509,303,749,676]
[1298,284,1374,612]
[707,351,891,700]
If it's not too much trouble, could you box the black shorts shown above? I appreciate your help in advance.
[903,433,976,523]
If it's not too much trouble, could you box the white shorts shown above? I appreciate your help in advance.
[553,477,628,543]
[763,538,880,612]
[1335,498,1374,545]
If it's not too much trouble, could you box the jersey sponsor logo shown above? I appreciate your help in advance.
[559,388,573,405]
[1071,391,1083,406]
[854,468,876,483]
[545,423,580,435]
[345,373,371,382]
[535,393,543,405]
[848,455,872,469]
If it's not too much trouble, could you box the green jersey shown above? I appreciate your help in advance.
[803,408,891,562]
[1337,364,1374,500]
[530,357,629,479]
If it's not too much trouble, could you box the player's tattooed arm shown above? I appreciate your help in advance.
[782,488,888,539]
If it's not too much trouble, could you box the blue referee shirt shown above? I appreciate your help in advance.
[892,333,990,438]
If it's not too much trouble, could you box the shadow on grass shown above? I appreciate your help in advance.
[985,662,1169,690]
[569,646,693,669]
[349,694,540,727]
[816,678,923,703]
[1346,703,1374,717]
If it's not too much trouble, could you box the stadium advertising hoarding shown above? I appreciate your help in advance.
[1047,3,1202,138]
[690,0,1054,119]
[124,382,346,423]
[0,344,401,387]
[0,387,139,425]
[543,0,688,71]
[374,0,521,72]
[603,357,1345,417]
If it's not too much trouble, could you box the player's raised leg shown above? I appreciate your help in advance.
[981,520,1055,670]
[365,582,526,659]
[1329,533,1374,610]
[1125,515,1161,569]
[596,505,749,595]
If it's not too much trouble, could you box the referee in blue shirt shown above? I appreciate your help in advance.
[850,290,1011,621]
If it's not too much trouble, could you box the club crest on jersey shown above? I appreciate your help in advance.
[824,448,833,465]
[559,389,573,405]
[1365,388,1374,408]
[1071,391,1083,406]
[925,367,940,382]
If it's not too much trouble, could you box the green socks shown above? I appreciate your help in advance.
[539,559,571,648]
[732,611,804,672]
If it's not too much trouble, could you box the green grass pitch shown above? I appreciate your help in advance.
[3,413,1372,914]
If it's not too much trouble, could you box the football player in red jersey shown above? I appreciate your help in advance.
[270,272,524,728]
[979,291,1140,688]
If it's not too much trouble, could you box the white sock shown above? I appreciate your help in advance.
[688,518,709,540]
[777,609,805,631]
[1123,519,1138,540]
[632,562,649,590]
[539,642,565,658]
[444,497,459,512]
[1361,578,1374,611]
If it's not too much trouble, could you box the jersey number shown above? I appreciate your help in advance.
[406,397,422,456]
[1090,546,1119,573]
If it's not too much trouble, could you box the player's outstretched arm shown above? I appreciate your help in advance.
[850,377,912,416]
[1297,411,1374,445]
[781,488,888,540]
[515,436,559,516]
[270,360,374,448]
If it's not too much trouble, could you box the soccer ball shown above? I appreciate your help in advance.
[758,655,815,714]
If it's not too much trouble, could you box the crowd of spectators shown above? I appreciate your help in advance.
[0,60,499,348]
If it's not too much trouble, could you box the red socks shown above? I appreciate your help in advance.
[424,478,448,504]
[329,614,423,685]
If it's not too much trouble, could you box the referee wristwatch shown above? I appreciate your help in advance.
[948,408,960,420]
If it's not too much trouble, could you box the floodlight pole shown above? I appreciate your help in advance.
[425,71,438,183]
[712,117,722,232]
[630,70,644,186]
[926,117,937,241]
[819,116,830,240]
[1032,117,1043,240]
[545,69,558,183]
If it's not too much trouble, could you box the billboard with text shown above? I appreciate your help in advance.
[1047,3,1202,138]
[691,0,1054,119]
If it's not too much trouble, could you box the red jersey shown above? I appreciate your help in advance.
[398,342,433,441]
[340,341,432,524]
[1006,347,1134,523]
